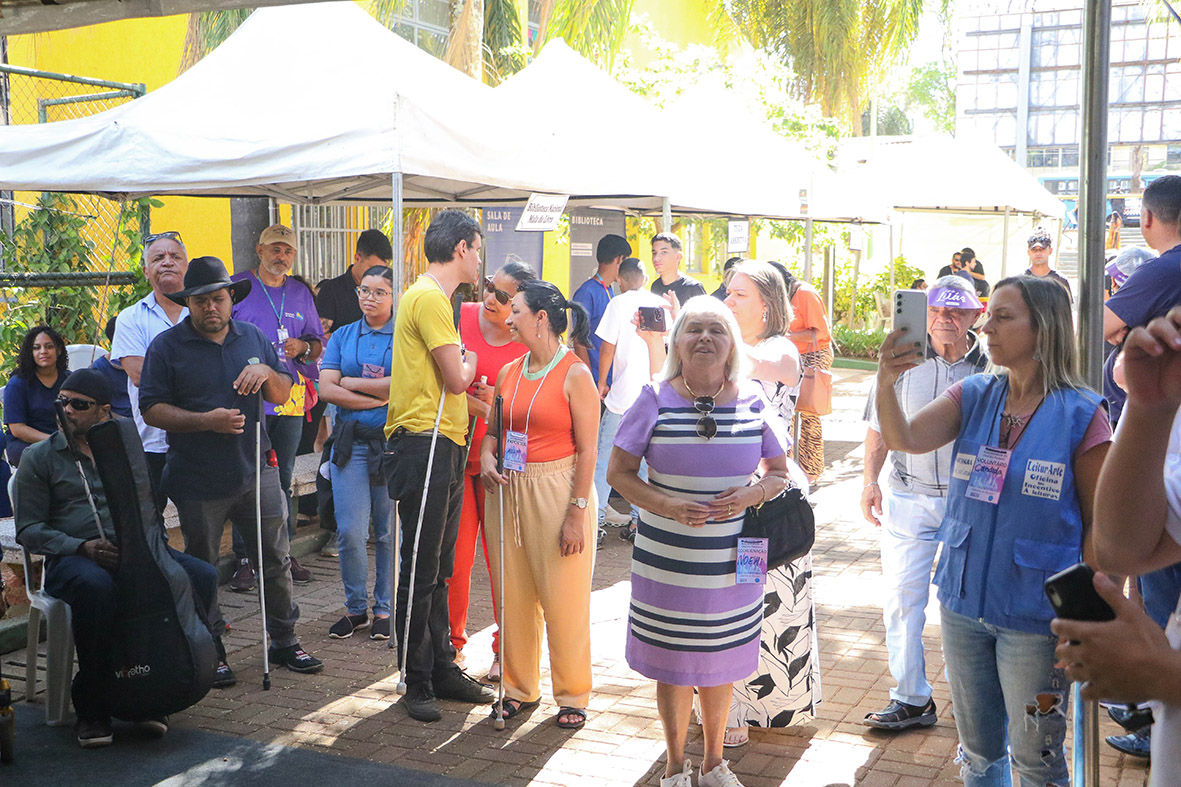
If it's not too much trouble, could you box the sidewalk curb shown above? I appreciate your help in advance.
[833,357,878,371]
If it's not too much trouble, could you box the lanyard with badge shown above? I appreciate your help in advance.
[503,347,566,472]
[254,271,289,349]
[963,382,1044,505]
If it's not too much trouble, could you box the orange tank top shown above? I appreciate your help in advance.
[500,347,578,462]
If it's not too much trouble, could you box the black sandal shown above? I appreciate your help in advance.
[555,706,587,729]
[489,698,539,721]
[863,698,937,730]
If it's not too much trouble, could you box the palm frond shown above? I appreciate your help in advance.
[483,0,526,84]
[180,9,252,72]
[444,0,484,78]
[542,0,635,70]
[369,0,409,29]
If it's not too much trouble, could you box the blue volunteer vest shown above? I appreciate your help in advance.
[934,374,1102,635]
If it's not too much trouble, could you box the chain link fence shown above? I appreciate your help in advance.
[0,64,151,364]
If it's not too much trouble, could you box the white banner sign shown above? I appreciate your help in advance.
[727,219,750,254]
[516,193,569,232]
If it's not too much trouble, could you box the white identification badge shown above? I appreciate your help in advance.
[953,452,976,481]
[736,538,768,585]
[1021,459,1066,501]
[965,445,1011,504]
[504,430,528,473]
[276,325,289,344]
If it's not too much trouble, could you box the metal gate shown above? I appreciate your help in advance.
[290,203,392,285]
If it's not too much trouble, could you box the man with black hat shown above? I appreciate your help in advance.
[1023,228,1072,301]
[14,369,222,748]
[140,256,324,677]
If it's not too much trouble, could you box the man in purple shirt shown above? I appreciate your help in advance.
[230,224,324,586]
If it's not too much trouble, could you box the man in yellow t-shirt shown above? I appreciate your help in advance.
[382,209,492,723]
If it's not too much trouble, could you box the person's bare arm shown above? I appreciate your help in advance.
[143,403,246,434]
[875,329,961,454]
[861,427,888,526]
[320,370,386,410]
[560,363,601,556]
[744,341,800,386]
[7,423,51,444]
[341,375,392,399]
[598,341,616,399]
[121,355,145,386]
[1103,304,1128,344]
[1074,441,1110,567]
[608,447,714,526]
[430,344,478,394]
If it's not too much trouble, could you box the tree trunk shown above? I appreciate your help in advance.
[229,197,271,274]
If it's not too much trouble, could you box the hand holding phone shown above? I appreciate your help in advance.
[893,289,928,359]
[637,306,667,333]
[1044,563,1116,622]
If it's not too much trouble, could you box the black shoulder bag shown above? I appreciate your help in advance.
[741,481,815,570]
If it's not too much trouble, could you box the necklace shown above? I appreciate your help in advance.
[683,376,725,400]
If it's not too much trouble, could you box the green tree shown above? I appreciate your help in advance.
[716,0,924,129]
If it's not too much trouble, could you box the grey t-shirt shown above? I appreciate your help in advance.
[864,333,989,497]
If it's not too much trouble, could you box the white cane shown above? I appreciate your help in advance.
[492,394,507,731]
[256,390,271,691]
[396,384,448,695]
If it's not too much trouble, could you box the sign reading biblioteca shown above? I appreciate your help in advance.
[516,193,570,232]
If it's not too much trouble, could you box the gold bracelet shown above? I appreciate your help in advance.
[755,480,768,508]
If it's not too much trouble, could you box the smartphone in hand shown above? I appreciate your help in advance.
[1044,563,1116,621]
[638,306,667,333]
[893,289,928,358]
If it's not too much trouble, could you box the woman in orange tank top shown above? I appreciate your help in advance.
[481,280,601,730]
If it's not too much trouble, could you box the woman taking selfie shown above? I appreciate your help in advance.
[876,276,1110,786]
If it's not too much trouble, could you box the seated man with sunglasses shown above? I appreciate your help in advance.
[13,369,223,748]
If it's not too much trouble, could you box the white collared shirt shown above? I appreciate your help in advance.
[110,291,188,453]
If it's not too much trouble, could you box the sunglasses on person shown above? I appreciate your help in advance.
[143,231,183,247]
[693,396,718,440]
[484,276,513,305]
[355,285,393,300]
[57,396,98,411]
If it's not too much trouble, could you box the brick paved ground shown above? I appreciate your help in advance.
[2,368,1153,785]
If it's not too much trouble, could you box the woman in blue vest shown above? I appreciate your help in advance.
[875,276,1111,786]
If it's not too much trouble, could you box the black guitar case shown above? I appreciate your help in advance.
[87,418,217,721]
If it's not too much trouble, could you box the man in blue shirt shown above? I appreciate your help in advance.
[571,234,630,386]
[1099,173,1181,759]
[140,256,324,677]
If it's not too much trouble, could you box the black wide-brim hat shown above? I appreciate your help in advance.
[167,256,252,306]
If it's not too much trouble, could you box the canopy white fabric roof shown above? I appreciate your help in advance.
[837,136,1066,218]
[0,2,655,205]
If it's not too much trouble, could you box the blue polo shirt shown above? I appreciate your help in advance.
[572,274,613,385]
[139,318,289,501]
[321,317,393,430]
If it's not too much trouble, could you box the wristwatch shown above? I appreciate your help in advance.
[569,497,589,509]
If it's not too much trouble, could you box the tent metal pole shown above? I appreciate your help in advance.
[392,171,405,306]
[662,197,672,232]
[1073,1,1110,783]
[1001,207,1011,280]
[803,217,813,281]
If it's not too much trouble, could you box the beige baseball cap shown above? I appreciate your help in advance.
[258,223,298,251]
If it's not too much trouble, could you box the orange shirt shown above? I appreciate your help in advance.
[789,282,832,354]
[500,348,579,463]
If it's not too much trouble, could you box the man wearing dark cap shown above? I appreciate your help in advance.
[14,369,222,748]
[1023,228,1072,300]
[571,233,631,387]
[140,256,324,677]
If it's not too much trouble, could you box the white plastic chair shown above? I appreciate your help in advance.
[65,344,107,372]
[9,475,75,726]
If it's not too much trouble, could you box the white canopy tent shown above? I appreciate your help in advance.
[837,136,1067,280]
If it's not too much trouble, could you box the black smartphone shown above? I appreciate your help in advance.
[638,306,667,333]
[1044,563,1116,621]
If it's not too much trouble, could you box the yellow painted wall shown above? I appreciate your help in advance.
[9,17,232,263]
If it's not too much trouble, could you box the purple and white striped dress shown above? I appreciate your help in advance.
[615,380,787,687]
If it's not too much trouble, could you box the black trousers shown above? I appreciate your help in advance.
[44,548,218,722]
[382,431,465,688]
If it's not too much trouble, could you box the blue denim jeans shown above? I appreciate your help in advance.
[1138,561,1181,628]
[940,606,1069,787]
[329,445,392,617]
[593,409,647,519]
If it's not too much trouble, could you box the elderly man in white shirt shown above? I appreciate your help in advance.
[110,231,189,513]
[1054,305,1181,786]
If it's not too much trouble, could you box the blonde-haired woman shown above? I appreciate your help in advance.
[723,260,818,746]
[609,296,790,787]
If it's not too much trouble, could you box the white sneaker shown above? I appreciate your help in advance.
[602,506,632,526]
[700,760,744,787]
[660,760,693,787]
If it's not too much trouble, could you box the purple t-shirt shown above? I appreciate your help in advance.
[231,271,324,416]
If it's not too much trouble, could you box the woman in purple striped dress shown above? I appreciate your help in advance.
[608,296,790,787]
